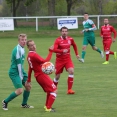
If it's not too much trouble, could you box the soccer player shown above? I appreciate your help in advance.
[2,34,33,110]
[79,13,104,63]
[100,18,116,64]
[52,26,80,94]
[26,40,57,112]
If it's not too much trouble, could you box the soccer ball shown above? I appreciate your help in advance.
[41,62,55,75]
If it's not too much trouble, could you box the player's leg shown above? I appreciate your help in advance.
[90,36,104,58]
[103,40,112,64]
[108,40,116,59]
[65,60,75,94]
[53,60,64,86]
[36,75,57,112]
[21,74,34,108]
[2,75,23,110]
[79,37,88,63]
[67,68,75,94]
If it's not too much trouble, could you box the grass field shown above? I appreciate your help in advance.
[0,29,117,117]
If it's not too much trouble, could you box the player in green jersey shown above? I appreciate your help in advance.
[2,34,34,110]
[79,13,104,63]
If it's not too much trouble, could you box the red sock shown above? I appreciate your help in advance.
[67,77,74,90]
[53,78,58,86]
[109,51,114,55]
[45,93,50,107]
[46,93,56,109]
[106,54,109,61]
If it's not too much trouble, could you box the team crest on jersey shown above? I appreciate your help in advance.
[68,40,71,44]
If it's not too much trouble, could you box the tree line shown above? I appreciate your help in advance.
[0,0,117,27]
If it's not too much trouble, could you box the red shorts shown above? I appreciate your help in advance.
[36,74,57,93]
[103,39,112,51]
[55,58,74,74]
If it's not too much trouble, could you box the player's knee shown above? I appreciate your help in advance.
[15,88,23,95]
[25,85,31,91]
[92,46,97,50]
[82,46,86,50]
[50,92,57,97]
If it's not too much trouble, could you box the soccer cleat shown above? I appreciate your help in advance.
[21,104,34,108]
[102,61,109,64]
[78,58,84,63]
[2,100,8,110]
[44,106,55,110]
[45,108,56,112]
[114,52,117,59]
[100,51,104,58]
[67,89,75,94]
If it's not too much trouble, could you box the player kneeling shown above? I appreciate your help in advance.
[26,40,57,112]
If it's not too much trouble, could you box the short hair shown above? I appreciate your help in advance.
[18,34,27,40]
[84,13,89,15]
[26,40,33,46]
[60,26,68,31]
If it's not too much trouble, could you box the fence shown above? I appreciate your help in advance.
[0,15,117,31]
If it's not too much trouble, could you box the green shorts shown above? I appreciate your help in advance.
[9,72,27,89]
[83,35,95,46]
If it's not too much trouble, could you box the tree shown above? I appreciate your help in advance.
[5,0,36,27]
[66,0,83,15]
[48,0,56,27]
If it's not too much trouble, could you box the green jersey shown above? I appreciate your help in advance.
[82,19,97,36]
[9,44,26,80]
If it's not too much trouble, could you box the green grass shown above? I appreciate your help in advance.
[0,30,117,117]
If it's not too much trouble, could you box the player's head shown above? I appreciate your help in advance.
[26,40,36,51]
[18,34,27,47]
[60,26,68,39]
[104,18,109,25]
[84,13,89,20]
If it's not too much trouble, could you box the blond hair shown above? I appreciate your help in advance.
[18,34,27,40]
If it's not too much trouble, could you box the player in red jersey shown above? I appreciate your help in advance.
[26,40,57,112]
[100,18,116,64]
[52,26,80,94]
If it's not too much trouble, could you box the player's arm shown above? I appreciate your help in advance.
[35,52,52,64]
[111,26,116,42]
[72,39,80,59]
[27,65,32,82]
[100,27,103,38]
[52,40,69,53]
[15,49,23,80]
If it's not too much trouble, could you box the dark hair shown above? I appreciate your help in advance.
[84,13,89,15]
[26,40,33,46]
[60,26,68,31]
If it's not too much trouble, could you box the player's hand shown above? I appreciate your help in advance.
[25,81,31,88]
[63,49,68,53]
[80,31,83,34]
[49,45,54,52]
[112,39,116,43]
[84,29,89,32]
[76,55,80,59]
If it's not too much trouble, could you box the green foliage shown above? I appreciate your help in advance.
[103,0,117,14]
[25,0,36,6]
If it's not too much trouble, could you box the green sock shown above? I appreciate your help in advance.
[5,92,18,103]
[81,51,86,59]
[96,48,101,54]
[22,90,30,105]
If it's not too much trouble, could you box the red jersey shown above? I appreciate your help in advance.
[100,24,116,40]
[27,51,52,82]
[53,36,78,59]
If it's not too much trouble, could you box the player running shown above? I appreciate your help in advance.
[79,13,104,63]
[52,26,80,94]
[26,40,57,112]
[2,34,33,110]
[100,18,116,64]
